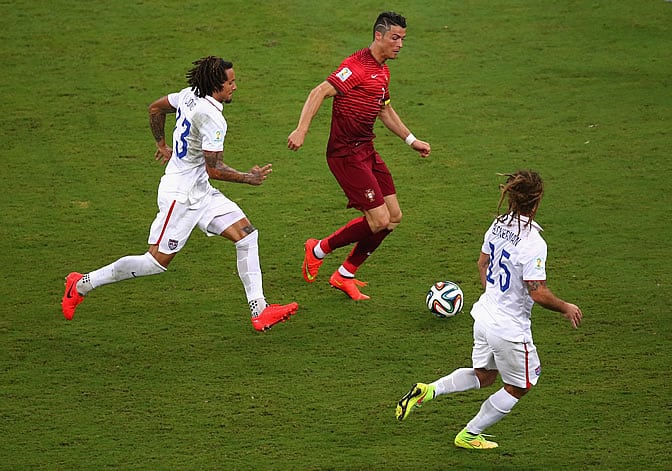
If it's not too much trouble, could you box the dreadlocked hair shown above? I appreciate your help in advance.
[496,170,544,233]
[186,56,233,98]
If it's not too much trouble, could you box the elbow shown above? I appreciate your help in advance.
[314,81,337,100]
[309,87,327,103]
[148,101,160,115]
[148,105,162,119]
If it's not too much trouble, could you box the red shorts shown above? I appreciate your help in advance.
[327,142,396,211]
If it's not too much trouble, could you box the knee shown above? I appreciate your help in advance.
[388,209,402,229]
[368,214,391,233]
[475,368,498,388]
[148,246,173,268]
[368,210,403,232]
[235,229,259,248]
[504,383,530,399]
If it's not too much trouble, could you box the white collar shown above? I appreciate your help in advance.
[204,95,223,112]
[502,213,543,232]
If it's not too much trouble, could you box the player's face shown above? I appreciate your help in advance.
[215,68,237,103]
[378,25,406,60]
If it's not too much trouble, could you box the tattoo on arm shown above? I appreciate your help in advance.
[526,280,546,292]
[150,113,166,143]
[204,152,220,169]
[205,151,249,183]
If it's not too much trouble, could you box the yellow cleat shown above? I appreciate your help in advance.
[396,383,435,421]
[454,428,499,450]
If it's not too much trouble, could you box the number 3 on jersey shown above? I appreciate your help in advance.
[485,242,511,292]
[174,108,191,159]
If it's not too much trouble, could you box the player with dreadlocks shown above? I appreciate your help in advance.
[396,170,583,450]
[495,170,544,233]
[61,56,298,332]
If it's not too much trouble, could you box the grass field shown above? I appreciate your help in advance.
[1,0,670,469]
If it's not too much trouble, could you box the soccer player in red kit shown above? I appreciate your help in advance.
[288,11,431,300]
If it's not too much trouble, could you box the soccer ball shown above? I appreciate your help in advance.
[426,281,464,318]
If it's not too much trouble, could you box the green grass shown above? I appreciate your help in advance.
[1,0,670,469]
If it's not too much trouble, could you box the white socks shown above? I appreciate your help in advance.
[74,232,267,317]
[432,368,481,396]
[466,387,519,435]
[313,240,327,259]
[78,252,166,295]
[430,369,520,435]
[235,231,266,313]
[337,265,355,278]
[248,298,268,318]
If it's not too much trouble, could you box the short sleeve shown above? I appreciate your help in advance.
[167,92,180,109]
[521,241,547,281]
[198,113,227,152]
[327,60,364,95]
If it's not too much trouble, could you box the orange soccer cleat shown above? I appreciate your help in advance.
[329,271,370,300]
[302,238,324,283]
[251,302,299,332]
[61,272,84,320]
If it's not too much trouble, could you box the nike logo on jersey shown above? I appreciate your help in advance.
[371,74,378,78]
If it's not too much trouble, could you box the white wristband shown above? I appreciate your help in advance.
[405,133,417,146]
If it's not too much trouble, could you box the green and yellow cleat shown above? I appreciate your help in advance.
[396,383,435,421]
[454,428,499,450]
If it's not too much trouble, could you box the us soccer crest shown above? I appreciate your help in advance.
[168,239,179,250]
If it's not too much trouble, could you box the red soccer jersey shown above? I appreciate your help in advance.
[326,48,391,155]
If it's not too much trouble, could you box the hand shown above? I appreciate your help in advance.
[287,129,306,151]
[411,139,431,158]
[246,164,273,185]
[154,146,173,165]
[562,303,583,329]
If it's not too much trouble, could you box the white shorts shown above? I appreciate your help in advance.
[148,188,245,254]
[471,317,541,389]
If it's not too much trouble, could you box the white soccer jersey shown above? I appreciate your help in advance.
[159,87,227,206]
[471,214,547,342]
